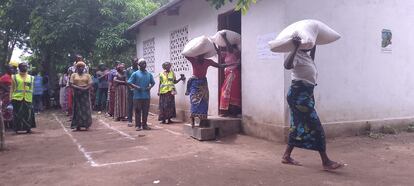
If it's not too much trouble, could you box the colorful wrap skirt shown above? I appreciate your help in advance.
[71,88,92,129]
[12,100,36,131]
[188,77,209,120]
[158,91,176,121]
[114,84,128,119]
[219,67,241,110]
[287,80,326,152]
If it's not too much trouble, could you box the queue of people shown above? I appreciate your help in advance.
[54,55,185,132]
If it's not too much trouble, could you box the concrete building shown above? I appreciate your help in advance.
[128,0,414,142]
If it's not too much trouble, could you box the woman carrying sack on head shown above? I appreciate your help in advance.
[282,36,344,171]
[157,62,185,124]
[217,32,241,117]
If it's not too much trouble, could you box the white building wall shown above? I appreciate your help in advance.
[135,0,236,119]
[242,0,414,138]
[282,0,414,124]
[240,0,288,140]
[134,0,414,141]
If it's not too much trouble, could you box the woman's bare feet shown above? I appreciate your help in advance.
[281,156,302,166]
[323,161,345,171]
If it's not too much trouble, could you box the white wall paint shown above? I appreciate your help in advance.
[135,0,414,130]
[136,0,235,117]
[241,0,287,126]
[282,0,414,123]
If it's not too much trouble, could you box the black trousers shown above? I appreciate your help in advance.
[127,90,134,122]
[133,99,150,127]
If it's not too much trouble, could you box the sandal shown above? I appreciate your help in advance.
[281,157,302,166]
[323,162,345,171]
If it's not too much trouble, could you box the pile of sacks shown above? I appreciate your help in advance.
[268,19,341,53]
[181,30,241,58]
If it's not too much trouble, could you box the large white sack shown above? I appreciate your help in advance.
[269,19,340,53]
[182,36,217,58]
[211,30,241,47]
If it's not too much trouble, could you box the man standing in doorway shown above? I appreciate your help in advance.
[125,58,139,127]
[128,58,155,131]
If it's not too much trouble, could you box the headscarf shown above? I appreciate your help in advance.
[162,62,171,70]
[9,60,19,67]
[116,63,125,71]
[138,58,146,64]
[75,61,86,67]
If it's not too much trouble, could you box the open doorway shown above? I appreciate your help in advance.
[217,10,242,117]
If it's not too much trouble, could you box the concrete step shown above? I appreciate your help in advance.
[183,117,241,141]
[183,124,216,141]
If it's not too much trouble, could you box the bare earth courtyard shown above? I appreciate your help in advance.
[1,111,414,186]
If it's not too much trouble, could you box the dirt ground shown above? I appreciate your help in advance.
[1,110,414,186]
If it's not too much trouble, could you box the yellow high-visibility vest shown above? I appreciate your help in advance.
[159,71,175,94]
[12,74,34,102]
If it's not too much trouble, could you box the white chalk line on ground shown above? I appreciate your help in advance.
[53,113,186,167]
[53,114,98,167]
[152,125,183,136]
[98,119,135,140]
[94,152,196,167]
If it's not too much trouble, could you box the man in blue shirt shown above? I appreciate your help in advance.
[128,58,155,131]
[32,71,44,114]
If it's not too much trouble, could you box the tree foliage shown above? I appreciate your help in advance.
[0,0,35,69]
[206,0,257,14]
[1,0,162,76]
[1,0,162,86]
[94,0,159,64]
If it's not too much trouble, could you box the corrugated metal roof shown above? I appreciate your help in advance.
[127,0,184,32]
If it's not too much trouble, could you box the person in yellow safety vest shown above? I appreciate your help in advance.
[10,62,36,133]
[157,62,185,124]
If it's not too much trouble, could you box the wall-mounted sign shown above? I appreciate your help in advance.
[257,33,283,60]
[381,29,392,53]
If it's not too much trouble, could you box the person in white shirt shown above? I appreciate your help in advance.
[282,36,344,171]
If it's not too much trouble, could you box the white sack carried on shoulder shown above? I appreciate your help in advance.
[211,30,241,47]
[182,36,217,58]
[268,19,341,53]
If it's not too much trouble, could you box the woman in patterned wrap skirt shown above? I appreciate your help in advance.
[69,61,92,131]
[282,36,345,171]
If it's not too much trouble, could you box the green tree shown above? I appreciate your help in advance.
[29,0,103,86]
[94,0,159,65]
[206,0,257,14]
[0,0,35,68]
[2,0,162,84]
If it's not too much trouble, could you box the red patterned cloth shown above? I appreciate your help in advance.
[219,51,241,110]
[0,74,12,121]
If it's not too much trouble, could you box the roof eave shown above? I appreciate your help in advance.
[127,0,184,33]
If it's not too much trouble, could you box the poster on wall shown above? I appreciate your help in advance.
[257,33,284,60]
[381,29,392,53]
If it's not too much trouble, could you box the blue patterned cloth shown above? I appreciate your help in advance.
[188,77,209,119]
[287,80,326,151]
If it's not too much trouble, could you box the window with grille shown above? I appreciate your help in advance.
[170,26,189,72]
[143,38,155,73]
